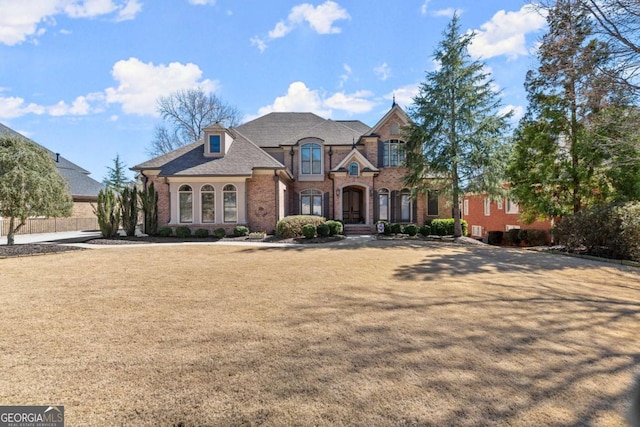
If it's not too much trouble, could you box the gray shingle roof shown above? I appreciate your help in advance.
[0,123,103,198]
[133,129,285,176]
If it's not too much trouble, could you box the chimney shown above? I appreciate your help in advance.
[55,153,60,162]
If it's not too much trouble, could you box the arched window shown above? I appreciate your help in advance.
[400,188,412,222]
[349,162,359,176]
[378,188,390,221]
[301,189,323,216]
[223,184,237,223]
[301,143,322,175]
[382,139,405,167]
[178,185,193,223]
[201,184,215,223]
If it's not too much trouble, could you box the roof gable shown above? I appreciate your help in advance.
[332,148,378,172]
[368,104,411,136]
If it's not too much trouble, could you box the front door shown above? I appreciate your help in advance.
[342,187,363,224]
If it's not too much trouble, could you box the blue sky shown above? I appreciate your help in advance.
[0,0,547,182]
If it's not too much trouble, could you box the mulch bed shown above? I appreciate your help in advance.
[0,244,85,258]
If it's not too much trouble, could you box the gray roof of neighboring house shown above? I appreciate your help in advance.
[235,112,371,147]
[0,123,103,198]
[133,129,285,176]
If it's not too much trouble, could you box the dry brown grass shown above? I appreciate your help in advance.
[0,240,638,426]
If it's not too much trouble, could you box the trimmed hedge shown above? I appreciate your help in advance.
[390,223,403,234]
[504,229,521,246]
[325,220,343,236]
[175,226,191,238]
[419,224,431,237]
[276,215,326,238]
[194,228,209,238]
[316,223,330,237]
[157,227,172,237]
[302,224,316,239]
[427,218,468,236]
[233,225,249,237]
[519,229,548,246]
[404,224,418,236]
[487,231,503,246]
[213,228,226,238]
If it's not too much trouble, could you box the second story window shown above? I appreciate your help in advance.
[383,140,405,167]
[301,143,322,175]
[349,162,359,176]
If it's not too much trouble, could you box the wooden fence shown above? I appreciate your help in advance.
[0,217,99,236]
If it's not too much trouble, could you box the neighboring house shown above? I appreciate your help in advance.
[132,103,448,234]
[0,123,103,235]
[463,193,552,239]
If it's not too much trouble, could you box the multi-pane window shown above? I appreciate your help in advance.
[301,143,322,175]
[378,188,389,221]
[484,198,491,216]
[178,184,193,223]
[505,199,519,214]
[301,189,323,216]
[223,184,237,223]
[383,140,405,167]
[349,162,359,176]
[428,190,439,216]
[201,185,215,223]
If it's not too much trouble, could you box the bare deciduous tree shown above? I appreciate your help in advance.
[149,88,243,156]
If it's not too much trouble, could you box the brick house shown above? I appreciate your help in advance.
[0,123,103,235]
[132,104,448,234]
[462,193,552,239]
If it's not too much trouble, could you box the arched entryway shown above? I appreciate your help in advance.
[342,186,365,224]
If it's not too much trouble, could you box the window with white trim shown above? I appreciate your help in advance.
[223,184,237,223]
[497,198,503,210]
[179,185,193,223]
[383,140,405,167]
[471,225,483,237]
[301,143,322,175]
[301,189,323,216]
[463,199,469,216]
[483,198,491,216]
[201,184,215,223]
[400,189,412,222]
[505,199,519,214]
[378,188,389,221]
[349,162,359,176]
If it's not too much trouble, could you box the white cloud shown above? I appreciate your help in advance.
[188,0,216,4]
[104,57,218,115]
[374,62,391,81]
[386,83,420,109]
[339,63,352,88]
[253,1,349,51]
[0,0,142,45]
[420,0,430,15]
[0,95,46,119]
[499,105,524,122]
[431,8,457,18]
[256,81,376,118]
[469,4,547,60]
[48,93,104,116]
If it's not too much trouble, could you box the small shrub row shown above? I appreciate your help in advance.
[425,218,468,236]
[276,215,326,238]
[377,222,420,236]
[154,226,230,239]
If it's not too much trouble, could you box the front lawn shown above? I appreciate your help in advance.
[0,240,637,426]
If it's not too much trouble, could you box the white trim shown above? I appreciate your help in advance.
[483,198,491,216]
[337,183,371,225]
[505,199,519,214]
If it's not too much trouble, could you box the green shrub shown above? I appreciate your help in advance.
[404,224,418,236]
[175,226,192,238]
[94,188,121,238]
[139,182,158,236]
[554,202,640,261]
[504,229,521,246]
[194,228,209,238]
[302,224,316,239]
[119,185,138,237]
[519,229,548,246]
[213,228,226,238]
[276,215,326,238]
[316,223,330,237]
[390,223,403,234]
[157,227,172,237]
[429,218,468,236]
[326,220,343,236]
[233,225,249,237]
[487,230,503,245]
[419,224,431,237]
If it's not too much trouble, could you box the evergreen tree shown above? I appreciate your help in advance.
[405,14,512,237]
[103,154,130,192]
[0,135,73,245]
[509,0,633,221]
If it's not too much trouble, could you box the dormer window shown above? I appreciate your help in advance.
[349,162,359,176]
[209,135,221,153]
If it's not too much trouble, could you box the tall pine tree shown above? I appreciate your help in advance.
[508,0,634,221]
[405,14,512,237]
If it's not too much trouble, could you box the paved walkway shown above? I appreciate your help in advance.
[0,230,102,245]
